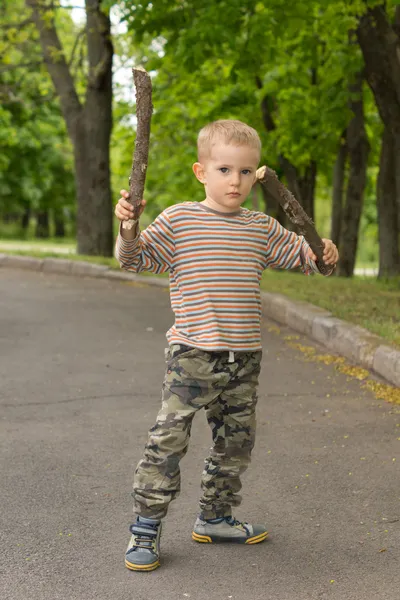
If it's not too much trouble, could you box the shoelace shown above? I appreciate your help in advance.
[129,522,158,551]
[225,516,243,527]
[224,516,251,535]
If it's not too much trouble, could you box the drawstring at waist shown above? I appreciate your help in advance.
[228,351,235,363]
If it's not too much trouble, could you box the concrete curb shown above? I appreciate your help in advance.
[1,253,399,388]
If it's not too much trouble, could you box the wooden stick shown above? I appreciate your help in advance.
[256,166,332,275]
[122,67,153,230]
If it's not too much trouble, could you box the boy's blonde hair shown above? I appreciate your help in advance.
[197,119,261,161]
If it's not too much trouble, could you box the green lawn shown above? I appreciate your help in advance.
[260,269,400,347]
[1,245,398,348]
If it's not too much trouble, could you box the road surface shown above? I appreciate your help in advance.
[0,268,398,600]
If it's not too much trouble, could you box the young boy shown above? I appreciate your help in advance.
[115,119,339,572]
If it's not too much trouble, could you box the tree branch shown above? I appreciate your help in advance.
[256,166,332,275]
[25,0,83,142]
[68,26,86,68]
[123,67,153,227]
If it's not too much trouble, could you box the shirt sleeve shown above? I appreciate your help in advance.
[115,210,175,274]
[263,216,329,275]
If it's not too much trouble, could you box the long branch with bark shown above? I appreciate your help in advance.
[256,166,332,275]
[122,67,153,228]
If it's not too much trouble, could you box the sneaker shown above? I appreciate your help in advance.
[192,516,268,544]
[125,516,162,571]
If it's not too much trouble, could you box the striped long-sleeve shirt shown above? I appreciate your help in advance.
[115,202,323,351]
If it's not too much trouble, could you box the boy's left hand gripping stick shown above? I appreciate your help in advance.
[122,67,153,230]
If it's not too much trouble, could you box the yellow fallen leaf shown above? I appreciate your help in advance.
[268,325,281,334]
[337,365,369,380]
[363,381,400,405]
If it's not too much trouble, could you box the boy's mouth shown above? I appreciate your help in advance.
[227,192,240,197]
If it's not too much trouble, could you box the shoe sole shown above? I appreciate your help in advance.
[125,559,160,571]
[192,530,268,544]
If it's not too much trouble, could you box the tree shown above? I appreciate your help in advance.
[120,2,366,225]
[0,1,76,237]
[356,3,400,277]
[337,71,370,277]
[25,0,114,255]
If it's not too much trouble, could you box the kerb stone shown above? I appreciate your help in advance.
[373,346,400,388]
[71,262,109,277]
[42,258,72,274]
[2,255,43,270]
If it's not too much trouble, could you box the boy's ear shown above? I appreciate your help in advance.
[193,162,206,184]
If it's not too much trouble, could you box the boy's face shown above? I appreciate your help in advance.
[193,141,260,213]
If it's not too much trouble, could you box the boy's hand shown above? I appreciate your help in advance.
[308,239,339,266]
[114,190,146,222]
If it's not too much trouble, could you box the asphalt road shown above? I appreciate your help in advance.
[1,268,399,600]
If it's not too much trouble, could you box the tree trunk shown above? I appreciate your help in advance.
[298,161,316,222]
[256,85,317,221]
[377,128,400,278]
[357,5,400,244]
[54,209,65,238]
[35,210,50,238]
[21,205,31,231]
[26,0,114,256]
[330,131,347,246]
[338,72,370,277]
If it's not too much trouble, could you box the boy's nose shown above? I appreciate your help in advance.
[230,173,241,186]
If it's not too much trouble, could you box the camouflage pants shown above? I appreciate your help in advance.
[132,344,262,520]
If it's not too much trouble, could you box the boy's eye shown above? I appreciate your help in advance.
[242,169,251,175]
[219,167,229,174]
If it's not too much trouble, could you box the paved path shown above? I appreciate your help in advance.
[0,269,398,600]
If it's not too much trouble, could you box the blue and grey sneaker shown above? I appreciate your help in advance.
[192,516,268,544]
[125,516,162,571]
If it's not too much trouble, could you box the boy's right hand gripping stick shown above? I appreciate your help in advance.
[122,67,153,230]
[256,166,332,275]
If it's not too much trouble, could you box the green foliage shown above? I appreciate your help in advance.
[116,0,367,179]
[0,0,76,234]
[109,0,399,265]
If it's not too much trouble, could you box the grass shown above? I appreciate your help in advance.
[260,269,400,347]
[1,244,399,348]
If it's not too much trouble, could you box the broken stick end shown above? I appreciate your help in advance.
[256,166,267,181]
[121,219,136,231]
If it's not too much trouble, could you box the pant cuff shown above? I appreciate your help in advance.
[134,508,167,520]
[199,506,232,520]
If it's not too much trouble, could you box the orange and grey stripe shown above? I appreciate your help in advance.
[116,202,319,351]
